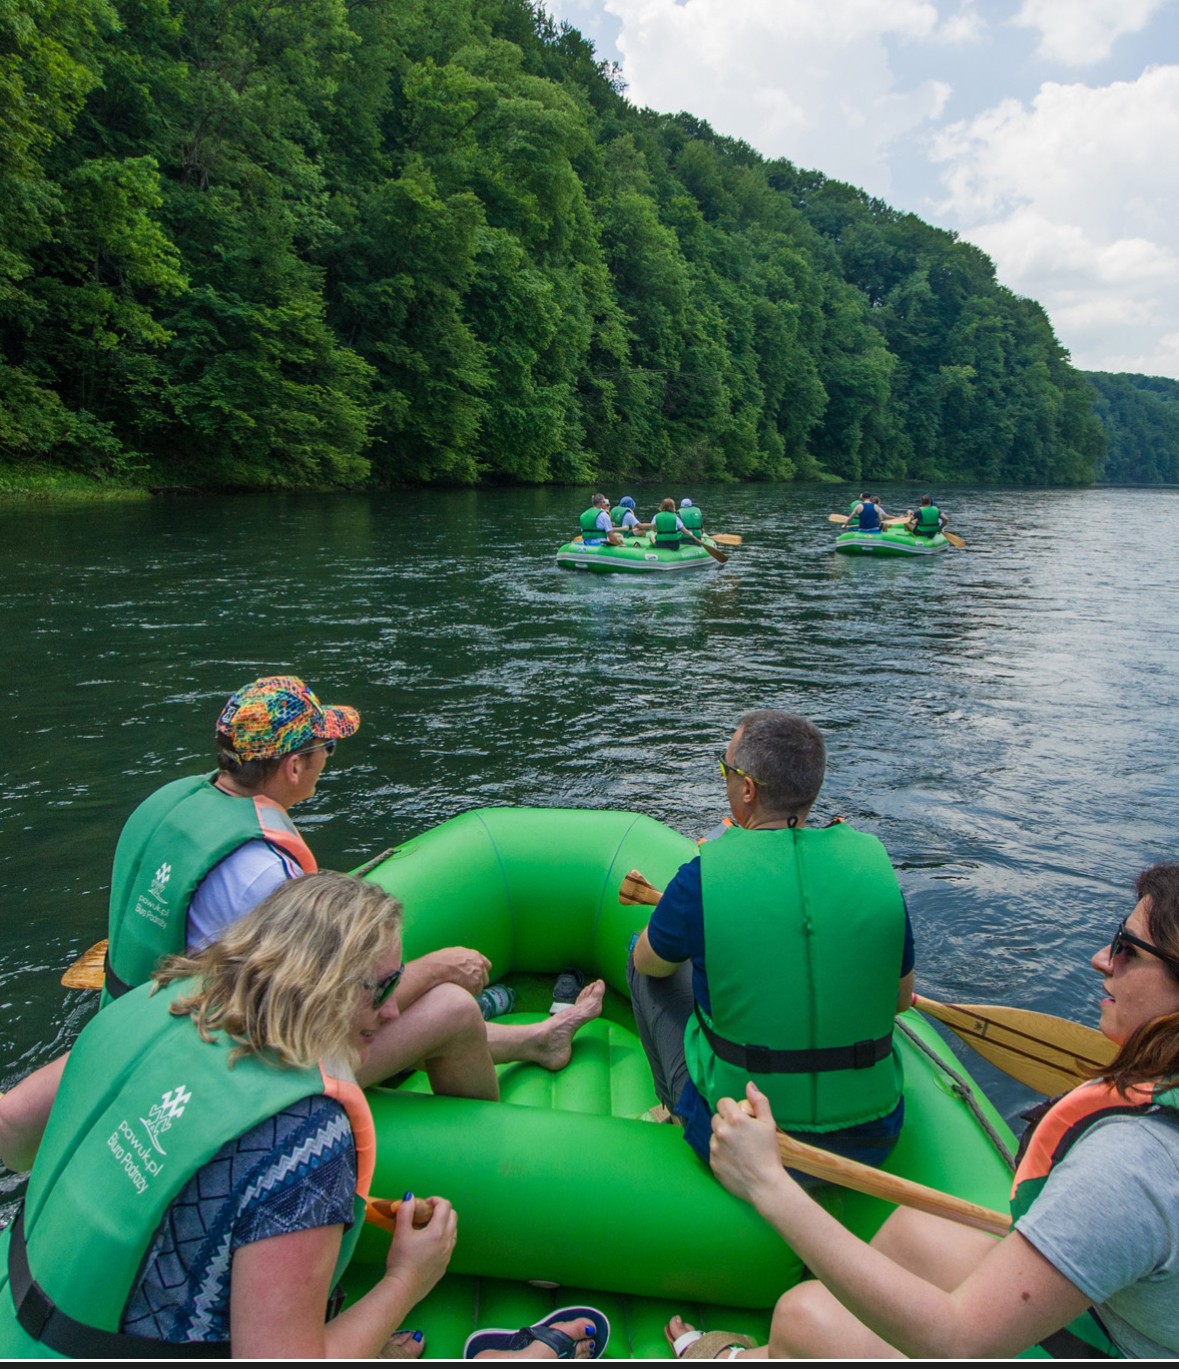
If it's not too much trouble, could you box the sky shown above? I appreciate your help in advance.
[539,0,1179,379]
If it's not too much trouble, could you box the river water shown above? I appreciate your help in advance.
[3,482,1177,1209]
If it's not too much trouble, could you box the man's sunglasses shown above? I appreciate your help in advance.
[360,963,404,1009]
[298,740,337,757]
[1109,919,1179,976]
[718,753,763,786]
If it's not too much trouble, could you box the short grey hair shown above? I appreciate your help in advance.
[731,710,826,817]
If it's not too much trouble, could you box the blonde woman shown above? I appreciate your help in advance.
[668,864,1179,1359]
[0,873,456,1357]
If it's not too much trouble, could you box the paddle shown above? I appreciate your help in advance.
[619,873,1111,1096]
[682,529,728,564]
[912,994,1114,1094]
[828,513,850,525]
[709,533,742,547]
[62,940,107,991]
[943,531,966,548]
[735,1101,1010,1236]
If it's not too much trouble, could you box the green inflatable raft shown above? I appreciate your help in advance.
[343,807,1017,1358]
[555,532,720,573]
[835,526,949,556]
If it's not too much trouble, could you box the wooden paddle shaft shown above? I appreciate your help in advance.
[619,870,661,906]
[734,1102,1010,1237]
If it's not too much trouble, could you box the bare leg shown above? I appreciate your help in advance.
[356,983,499,1100]
[0,1053,68,1171]
[666,1210,998,1360]
[763,1208,999,1359]
[484,980,605,1070]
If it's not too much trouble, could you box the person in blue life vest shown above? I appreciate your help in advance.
[627,710,915,1173]
[0,677,605,1174]
[666,864,1179,1360]
[610,495,643,534]
[849,494,885,533]
[578,493,623,546]
[0,871,603,1360]
[906,493,947,539]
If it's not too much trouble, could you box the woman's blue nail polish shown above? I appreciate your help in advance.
[585,1324,596,1337]
[403,1191,413,1201]
[412,1331,423,1343]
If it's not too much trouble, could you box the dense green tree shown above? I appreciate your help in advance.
[0,0,1143,488]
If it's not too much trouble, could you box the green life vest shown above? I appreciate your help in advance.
[579,507,605,540]
[104,775,316,1004]
[684,824,905,1132]
[847,499,862,528]
[913,505,941,537]
[653,510,681,548]
[0,978,374,1358]
[609,508,625,527]
[679,507,703,535]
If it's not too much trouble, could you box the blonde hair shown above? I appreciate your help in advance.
[153,871,402,1070]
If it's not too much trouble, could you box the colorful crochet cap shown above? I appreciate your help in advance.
[216,676,360,760]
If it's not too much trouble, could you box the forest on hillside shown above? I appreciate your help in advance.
[0,0,1118,489]
[1087,373,1179,485]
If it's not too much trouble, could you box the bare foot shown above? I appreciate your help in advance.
[377,1329,425,1359]
[486,980,605,1072]
[474,1316,597,1359]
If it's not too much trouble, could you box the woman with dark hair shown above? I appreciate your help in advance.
[666,865,1179,1359]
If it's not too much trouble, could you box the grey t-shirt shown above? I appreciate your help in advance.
[1015,1111,1179,1358]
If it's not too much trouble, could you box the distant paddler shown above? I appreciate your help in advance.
[610,495,644,535]
[905,493,948,540]
[678,498,704,539]
[578,493,624,546]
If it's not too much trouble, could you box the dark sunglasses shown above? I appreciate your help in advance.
[298,739,337,757]
[360,963,404,1009]
[718,753,763,786]
[1109,919,1179,976]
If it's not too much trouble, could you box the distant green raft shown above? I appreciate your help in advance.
[555,532,719,572]
[836,526,949,556]
[345,807,1017,1358]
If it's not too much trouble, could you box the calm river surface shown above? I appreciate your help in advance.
[3,482,1178,1210]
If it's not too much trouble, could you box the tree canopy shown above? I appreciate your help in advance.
[0,0,1135,489]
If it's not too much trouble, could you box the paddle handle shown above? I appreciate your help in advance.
[734,1103,1010,1237]
[364,1196,435,1234]
[619,870,662,906]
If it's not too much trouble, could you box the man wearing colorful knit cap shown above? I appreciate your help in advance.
[0,674,362,1172]
[217,675,360,761]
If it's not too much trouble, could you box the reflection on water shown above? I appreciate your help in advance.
[3,483,1178,1208]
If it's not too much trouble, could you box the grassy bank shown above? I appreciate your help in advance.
[0,465,151,501]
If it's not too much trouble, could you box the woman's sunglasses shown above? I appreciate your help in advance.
[1109,919,1179,976]
[360,963,404,1008]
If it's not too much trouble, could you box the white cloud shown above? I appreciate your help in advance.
[592,0,957,195]
[932,66,1179,371]
[1011,0,1170,67]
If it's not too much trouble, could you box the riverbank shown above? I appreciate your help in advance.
[0,464,149,501]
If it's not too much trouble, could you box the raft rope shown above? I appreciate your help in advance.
[894,1018,1016,1170]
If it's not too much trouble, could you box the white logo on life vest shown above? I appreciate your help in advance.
[107,1085,190,1195]
[141,1084,191,1154]
[150,861,172,899]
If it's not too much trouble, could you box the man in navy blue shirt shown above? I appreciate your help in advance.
[628,710,915,1168]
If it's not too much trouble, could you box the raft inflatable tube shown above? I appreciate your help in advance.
[835,526,949,556]
[555,532,719,573]
[348,808,1016,1324]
